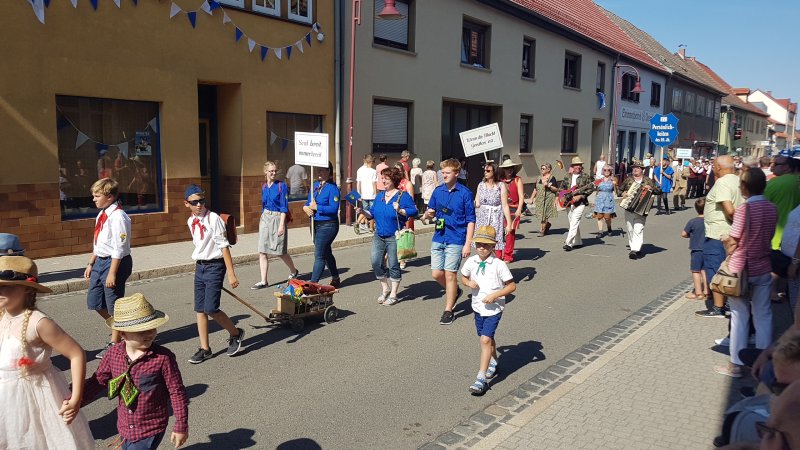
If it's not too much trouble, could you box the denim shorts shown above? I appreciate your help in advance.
[87,255,133,313]
[122,432,165,450]
[474,312,502,339]
[690,250,703,272]
[194,259,226,314]
[430,241,463,272]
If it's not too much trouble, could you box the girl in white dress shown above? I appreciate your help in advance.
[0,256,94,449]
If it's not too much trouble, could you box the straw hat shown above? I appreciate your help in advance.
[473,225,498,244]
[0,256,51,293]
[106,293,169,332]
[498,159,521,169]
[570,156,584,165]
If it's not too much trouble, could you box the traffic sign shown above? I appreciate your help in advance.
[648,113,679,147]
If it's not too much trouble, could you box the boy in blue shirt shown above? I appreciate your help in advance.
[681,198,707,300]
[423,158,476,325]
[653,156,674,215]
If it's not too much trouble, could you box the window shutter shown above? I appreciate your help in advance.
[373,103,408,144]
[374,0,408,45]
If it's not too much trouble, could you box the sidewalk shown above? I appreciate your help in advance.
[37,221,434,295]
[421,280,742,450]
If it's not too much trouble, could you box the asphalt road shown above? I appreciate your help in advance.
[39,205,697,449]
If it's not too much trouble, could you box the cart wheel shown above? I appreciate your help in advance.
[324,305,338,323]
[290,318,304,332]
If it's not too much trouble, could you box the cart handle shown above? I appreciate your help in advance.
[222,287,270,320]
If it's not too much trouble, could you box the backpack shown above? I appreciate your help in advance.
[713,394,770,447]
[219,213,237,246]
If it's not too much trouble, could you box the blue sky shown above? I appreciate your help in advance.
[595,0,799,101]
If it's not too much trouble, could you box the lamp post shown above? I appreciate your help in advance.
[344,0,401,225]
[610,64,645,168]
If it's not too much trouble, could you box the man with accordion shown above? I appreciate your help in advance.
[620,159,661,259]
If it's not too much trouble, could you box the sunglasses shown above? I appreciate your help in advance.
[484,169,494,173]
[187,199,206,206]
[0,270,35,281]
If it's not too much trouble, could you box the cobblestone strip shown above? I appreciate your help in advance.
[418,279,694,450]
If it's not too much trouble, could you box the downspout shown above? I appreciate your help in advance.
[334,0,344,188]
[608,53,621,167]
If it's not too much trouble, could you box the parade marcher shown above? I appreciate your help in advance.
[528,163,558,237]
[83,293,189,449]
[681,198,708,300]
[643,153,653,178]
[420,160,439,224]
[458,157,469,186]
[183,185,245,364]
[687,159,700,198]
[355,154,378,234]
[304,162,341,287]
[460,226,516,395]
[84,178,133,359]
[0,256,95,450]
[559,156,595,251]
[0,233,24,256]
[252,161,299,290]
[474,161,512,260]
[424,158,476,326]
[617,158,627,185]
[620,159,661,259]
[499,159,524,262]
[653,156,674,215]
[592,165,617,237]
[673,160,689,210]
[357,167,417,307]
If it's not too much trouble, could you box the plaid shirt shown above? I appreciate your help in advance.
[84,342,189,442]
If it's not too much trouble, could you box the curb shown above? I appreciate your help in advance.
[44,227,435,296]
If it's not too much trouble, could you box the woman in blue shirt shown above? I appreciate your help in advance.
[357,166,417,306]
[303,162,341,287]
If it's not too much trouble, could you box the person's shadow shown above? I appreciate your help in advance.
[491,340,546,385]
[276,438,323,449]
[183,428,257,449]
[154,314,250,348]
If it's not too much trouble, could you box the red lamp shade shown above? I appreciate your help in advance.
[631,79,645,94]
[377,0,403,19]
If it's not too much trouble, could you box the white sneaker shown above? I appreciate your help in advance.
[715,336,730,347]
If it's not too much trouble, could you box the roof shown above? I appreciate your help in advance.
[504,0,668,73]
[691,60,770,117]
[732,88,750,96]
[775,132,787,138]
[753,89,797,113]
[768,117,785,126]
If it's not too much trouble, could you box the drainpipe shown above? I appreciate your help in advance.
[334,1,344,194]
[607,54,620,167]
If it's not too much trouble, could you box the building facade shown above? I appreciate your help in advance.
[610,62,667,163]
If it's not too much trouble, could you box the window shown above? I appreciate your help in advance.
[627,131,637,159]
[56,95,162,219]
[522,38,535,79]
[685,92,695,115]
[374,0,410,50]
[372,100,409,153]
[561,120,577,153]
[218,0,312,23]
[520,115,532,153]
[620,73,639,102]
[461,19,490,68]
[563,51,581,88]
[287,0,312,23]
[672,88,683,111]
[650,82,661,107]
[639,133,647,160]
[696,96,705,117]
[747,117,754,132]
[706,99,714,118]
[218,0,244,6]
[252,0,279,16]
[267,112,323,201]
[596,63,605,93]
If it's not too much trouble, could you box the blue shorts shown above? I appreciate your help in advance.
[690,250,703,272]
[194,259,226,314]
[122,432,165,450]
[431,241,463,272]
[87,255,133,313]
[702,238,725,286]
[474,312,502,339]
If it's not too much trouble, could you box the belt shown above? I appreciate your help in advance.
[262,210,281,216]
[196,258,224,265]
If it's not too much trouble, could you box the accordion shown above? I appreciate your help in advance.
[620,182,655,216]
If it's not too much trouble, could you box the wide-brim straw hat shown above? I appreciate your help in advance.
[0,256,51,294]
[106,293,170,332]
[498,159,521,169]
[570,156,584,165]
[473,225,498,244]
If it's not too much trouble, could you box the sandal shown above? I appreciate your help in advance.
[377,292,389,304]
[685,292,703,300]
[714,364,743,378]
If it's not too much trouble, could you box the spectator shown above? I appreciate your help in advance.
[410,157,424,212]
[764,155,800,250]
[375,154,389,192]
[760,156,775,181]
[682,198,708,300]
[780,204,800,313]
[356,154,378,234]
[285,163,309,198]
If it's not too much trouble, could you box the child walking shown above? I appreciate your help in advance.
[681,198,708,300]
[184,185,245,364]
[460,226,516,395]
[0,256,95,449]
[83,293,188,449]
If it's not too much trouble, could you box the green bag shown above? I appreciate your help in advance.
[396,229,417,261]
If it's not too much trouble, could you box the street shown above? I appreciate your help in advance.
[40,207,696,449]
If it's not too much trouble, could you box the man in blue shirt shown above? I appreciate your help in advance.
[424,158,476,325]
[653,156,674,215]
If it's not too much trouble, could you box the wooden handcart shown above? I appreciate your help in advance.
[222,287,339,333]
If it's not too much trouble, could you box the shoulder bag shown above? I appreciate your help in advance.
[710,204,749,298]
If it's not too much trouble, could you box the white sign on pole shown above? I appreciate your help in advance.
[675,147,693,159]
[459,123,504,157]
[294,132,329,168]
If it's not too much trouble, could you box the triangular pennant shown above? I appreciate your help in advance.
[296,41,303,54]
[200,0,212,15]
[305,33,311,45]
[27,0,45,24]
[274,48,282,60]
[132,0,138,5]
[169,2,181,18]
[70,0,78,7]
[89,0,98,10]
[147,117,158,133]
[209,0,220,11]
[235,27,243,42]
[260,46,269,61]
[285,45,292,59]
[76,132,89,149]
[222,11,231,24]
[312,22,319,32]
[97,143,108,155]
[112,0,120,7]
[248,38,256,53]
[281,139,288,150]
[117,142,129,158]
[43,0,50,7]
[270,132,278,145]
[187,11,197,28]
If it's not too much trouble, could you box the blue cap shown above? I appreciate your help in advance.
[663,155,670,160]
[184,184,205,200]
[0,233,24,256]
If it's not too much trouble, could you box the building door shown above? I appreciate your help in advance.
[197,85,219,208]
[441,102,493,190]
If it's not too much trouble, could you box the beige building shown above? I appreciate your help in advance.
[1,0,335,257]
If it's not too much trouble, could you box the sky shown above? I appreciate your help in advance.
[595,0,799,101]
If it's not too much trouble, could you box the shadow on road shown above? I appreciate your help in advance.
[512,248,546,262]
[640,243,666,257]
[492,340,546,385]
[89,408,118,440]
[39,268,85,283]
[183,428,257,449]
[399,280,444,301]
[154,314,251,348]
[276,438,323,449]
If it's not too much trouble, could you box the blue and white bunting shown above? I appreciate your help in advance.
[285,45,292,59]
[248,38,256,53]
[70,0,78,8]
[296,41,303,54]
[112,0,120,8]
[76,131,89,149]
[169,2,181,18]
[222,11,231,24]
[274,48,282,60]
[200,0,212,15]
[27,0,45,24]
[147,117,158,133]
[116,141,129,158]
[235,27,243,42]
[187,11,196,28]
[260,46,269,61]
[89,0,98,10]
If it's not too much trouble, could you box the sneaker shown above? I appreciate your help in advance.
[251,281,267,290]
[563,245,573,252]
[227,328,245,356]
[96,342,114,360]
[440,310,454,325]
[399,260,407,269]
[714,364,743,378]
[383,296,399,306]
[715,336,730,347]
[330,278,341,288]
[628,251,638,260]
[287,270,300,280]
[469,378,488,395]
[486,361,498,379]
[696,308,726,318]
[189,348,213,364]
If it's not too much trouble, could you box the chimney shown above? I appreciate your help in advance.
[678,48,686,60]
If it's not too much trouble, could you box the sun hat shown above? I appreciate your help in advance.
[0,233,24,256]
[106,293,170,332]
[570,156,584,165]
[0,256,51,293]
[630,159,644,169]
[473,225,498,244]
[498,159,521,169]
[184,184,205,200]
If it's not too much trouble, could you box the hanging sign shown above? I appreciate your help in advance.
[459,123,504,157]
[294,132,329,168]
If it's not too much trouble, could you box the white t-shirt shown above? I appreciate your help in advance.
[594,160,605,179]
[571,174,580,188]
[461,255,513,316]
[285,165,308,196]
[356,165,378,200]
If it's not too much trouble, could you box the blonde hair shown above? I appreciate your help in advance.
[91,178,119,197]
[363,154,374,163]
[0,287,37,378]
[426,160,435,169]
[440,158,461,171]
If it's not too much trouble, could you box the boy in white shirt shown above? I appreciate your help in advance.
[460,225,516,395]
[356,154,378,233]
[183,185,245,364]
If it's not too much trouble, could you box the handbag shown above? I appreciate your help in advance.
[710,204,749,298]
[393,192,417,261]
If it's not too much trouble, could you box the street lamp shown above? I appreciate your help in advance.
[344,0,402,225]
[610,64,645,168]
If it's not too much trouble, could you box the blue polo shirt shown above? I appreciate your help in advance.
[306,181,340,222]
[262,181,289,213]
[368,190,418,238]
[653,165,674,193]
[427,182,476,246]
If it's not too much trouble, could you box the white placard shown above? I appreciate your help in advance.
[459,123,504,157]
[294,132,329,168]
[675,148,693,158]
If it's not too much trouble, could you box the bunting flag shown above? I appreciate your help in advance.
[296,41,303,54]
[597,92,607,109]
[305,33,311,45]
[117,141,129,158]
[43,0,50,7]
[248,38,256,53]
[260,46,269,61]
[274,48,282,60]
[312,22,319,33]
[147,117,158,133]
[76,131,90,149]
[132,0,137,4]
[222,11,231,24]
[269,132,278,145]
[112,0,120,7]
[200,0,212,15]
[235,27,243,42]
[70,0,77,7]
[281,139,288,150]
[285,45,292,59]
[89,0,98,10]
[209,0,220,11]
[187,11,197,28]
[169,2,181,18]
[27,0,45,24]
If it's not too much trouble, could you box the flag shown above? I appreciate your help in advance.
[187,11,197,28]
[147,117,158,133]
[27,0,45,24]
[200,0,212,15]
[169,2,181,18]
[597,91,606,109]
[248,38,256,53]
[76,132,90,149]
[117,142,129,158]
[295,41,304,54]
[260,46,269,61]
[222,11,231,24]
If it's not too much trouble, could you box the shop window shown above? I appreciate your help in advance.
[520,115,532,153]
[56,95,162,220]
[650,82,661,107]
[672,88,682,111]
[372,100,409,153]
[267,112,323,201]
[288,0,312,24]
[596,62,605,93]
[461,19,490,68]
[522,38,535,79]
[561,120,577,154]
[620,73,639,102]
[374,0,411,51]
[252,0,279,16]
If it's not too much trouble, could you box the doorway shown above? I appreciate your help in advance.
[198,85,219,208]
[441,101,495,190]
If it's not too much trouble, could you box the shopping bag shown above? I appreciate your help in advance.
[396,229,417,261]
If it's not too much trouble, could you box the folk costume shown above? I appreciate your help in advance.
[620,160,661,259]
[559,157,595,249]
